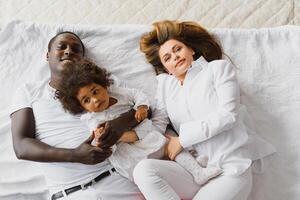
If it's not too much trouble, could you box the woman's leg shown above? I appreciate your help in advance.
[193,167,253,200]
[133,159,200,200]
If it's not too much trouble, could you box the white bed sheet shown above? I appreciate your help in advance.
[0,21,299,199]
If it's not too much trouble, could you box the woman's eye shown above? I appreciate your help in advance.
[164,57,170,62]
[175,46,181,52]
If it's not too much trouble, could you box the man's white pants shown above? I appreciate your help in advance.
[59,171,144,200]
[133,159,252,200]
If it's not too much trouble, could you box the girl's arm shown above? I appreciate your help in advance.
[118,131,139,143]
[179,60,240,148]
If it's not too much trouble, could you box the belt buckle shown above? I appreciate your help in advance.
[80,184,88,191]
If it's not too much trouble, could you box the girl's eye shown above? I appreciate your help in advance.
[93,89,99,95]
[83,98,90,104]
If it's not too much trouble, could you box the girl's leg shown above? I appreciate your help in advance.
[175,150,222,185]
[133,159,200,200]
[193,167,253,200]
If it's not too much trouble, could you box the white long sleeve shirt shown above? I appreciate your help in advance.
[156,56,275,176]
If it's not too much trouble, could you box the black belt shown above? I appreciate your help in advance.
[51,168,116,200]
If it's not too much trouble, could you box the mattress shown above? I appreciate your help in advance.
[0,1,299,200]
[0,0,299,28]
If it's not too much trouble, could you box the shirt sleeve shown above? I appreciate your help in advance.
[150,75,170,134]
[111,74,128,88]
[133,119,153,139]
[9,84,33,116]
[179,60,240,148]
[129,88,150,111]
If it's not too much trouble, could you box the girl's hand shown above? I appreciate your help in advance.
[135,105,148,122]
[93,127,104,147]
[165,135,183,160]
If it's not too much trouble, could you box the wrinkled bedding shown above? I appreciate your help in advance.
[0,20,299,200]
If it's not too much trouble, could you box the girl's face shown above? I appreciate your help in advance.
[158,39,195,81]
[76,83,110,112]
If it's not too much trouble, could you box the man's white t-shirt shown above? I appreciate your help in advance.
[10,80,113,193]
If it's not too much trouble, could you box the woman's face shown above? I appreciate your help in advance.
[158,39,195,80]
[76,83,110,112]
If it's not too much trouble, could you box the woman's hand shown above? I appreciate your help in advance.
[165,135,183,160]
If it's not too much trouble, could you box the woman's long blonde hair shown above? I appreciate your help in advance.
[140,20,223,74]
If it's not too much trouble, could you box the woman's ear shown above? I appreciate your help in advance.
[46,52,49,61]
[191,48,195,55]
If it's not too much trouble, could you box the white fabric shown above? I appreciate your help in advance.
[133,159,252,200]
[81,85,166,180]
[156,57,276,176]
[1,21,300,200]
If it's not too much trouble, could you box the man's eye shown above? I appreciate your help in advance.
[72,47,81,53]
[57,44,66,50]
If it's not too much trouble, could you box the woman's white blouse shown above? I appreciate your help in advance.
[156,56,276,175]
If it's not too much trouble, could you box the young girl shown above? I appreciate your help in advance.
[134,20,276,200]
[56,59,221,184]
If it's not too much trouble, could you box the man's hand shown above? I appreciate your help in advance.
[95,109,140,148]
[72,133,112,164]
[165,135,183,160]
[135,105,148,122]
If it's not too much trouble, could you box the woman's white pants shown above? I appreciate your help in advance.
[133,159,252,200]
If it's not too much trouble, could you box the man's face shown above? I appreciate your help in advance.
[47,33,84,77]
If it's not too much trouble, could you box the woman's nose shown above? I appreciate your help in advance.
[174,54,180,61]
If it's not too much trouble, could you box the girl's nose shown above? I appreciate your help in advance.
[92,97,99,103]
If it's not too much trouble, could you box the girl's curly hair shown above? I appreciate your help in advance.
[56,59,113,115]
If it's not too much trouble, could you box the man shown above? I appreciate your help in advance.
[10,31,145,200]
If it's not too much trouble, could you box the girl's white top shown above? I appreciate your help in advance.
[81,85,166,180]
[155,56,276,176]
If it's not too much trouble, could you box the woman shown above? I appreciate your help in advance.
[133,20,276,200]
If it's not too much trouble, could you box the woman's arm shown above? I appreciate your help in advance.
[179,60,239,148]
[11,108,111,164]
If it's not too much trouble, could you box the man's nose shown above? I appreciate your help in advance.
[64,46,73,56]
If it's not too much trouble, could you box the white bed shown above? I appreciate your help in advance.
[0,1,299,200]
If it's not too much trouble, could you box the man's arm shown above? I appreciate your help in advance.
[11,108,111,164]
[97,108,152,148]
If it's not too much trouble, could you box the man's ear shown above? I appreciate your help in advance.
[46,52,49,61]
